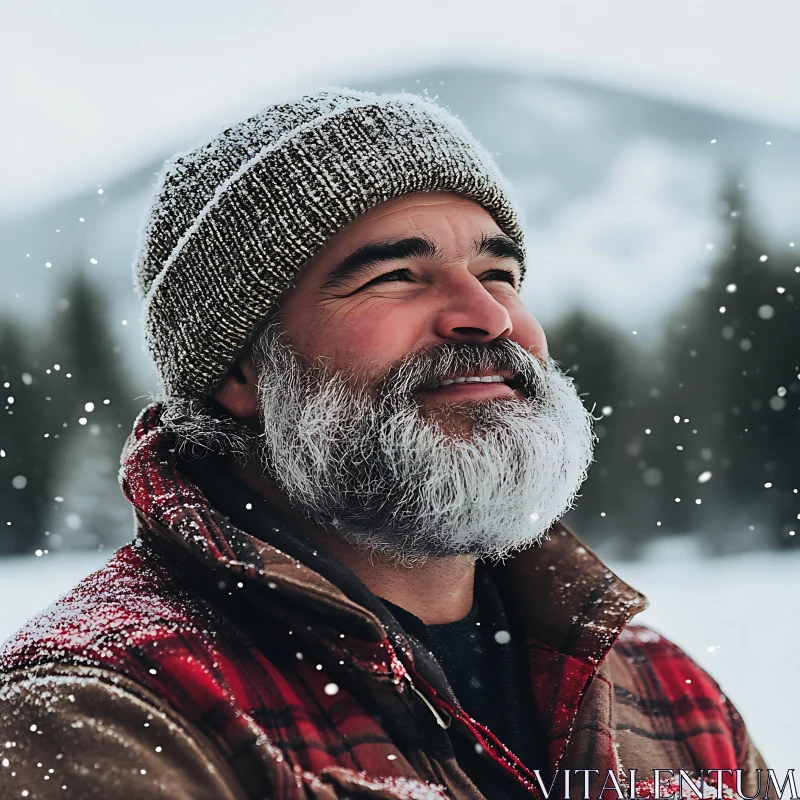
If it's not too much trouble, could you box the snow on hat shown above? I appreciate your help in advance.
[134,88,526,398]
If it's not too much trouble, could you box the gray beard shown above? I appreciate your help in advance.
[251,322,596,566]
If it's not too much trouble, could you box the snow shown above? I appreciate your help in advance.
[0,542,796,774]
[0,551,108,644]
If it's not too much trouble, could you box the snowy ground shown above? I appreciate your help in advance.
[0,542,796,774]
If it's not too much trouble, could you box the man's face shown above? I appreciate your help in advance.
[278,192,548,434]
[245,191,595,564]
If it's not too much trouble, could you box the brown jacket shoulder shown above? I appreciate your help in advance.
[0,663,246,800]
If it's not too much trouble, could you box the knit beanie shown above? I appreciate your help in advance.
[134,88,526,398]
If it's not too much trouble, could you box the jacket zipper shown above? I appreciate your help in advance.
[403,673,538,796]
[403,672,451,729]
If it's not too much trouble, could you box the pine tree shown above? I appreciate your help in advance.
[0,319,54,555]
[656,179,800,551]
[44,268,140,551]
[547,308,655,557]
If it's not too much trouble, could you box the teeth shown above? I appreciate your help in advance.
[428,375,508,389]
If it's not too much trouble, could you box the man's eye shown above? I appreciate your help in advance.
[360,267,517,290]
[366,269,413,286]
[483,269,518,286]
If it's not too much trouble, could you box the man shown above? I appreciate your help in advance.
[0,90,766,799]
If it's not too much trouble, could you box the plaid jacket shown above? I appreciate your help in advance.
[0,405,766,799]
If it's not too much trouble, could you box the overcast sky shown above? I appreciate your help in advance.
[3,0,800,216]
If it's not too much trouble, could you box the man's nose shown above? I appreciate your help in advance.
[433,276,513,342]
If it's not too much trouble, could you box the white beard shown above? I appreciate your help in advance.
[253,324,596,566]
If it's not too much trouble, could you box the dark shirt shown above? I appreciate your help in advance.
[380,566,542,800]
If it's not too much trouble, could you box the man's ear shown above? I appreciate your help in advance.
[214,356,260,420]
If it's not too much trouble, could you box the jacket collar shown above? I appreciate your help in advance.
[121,403,647,675]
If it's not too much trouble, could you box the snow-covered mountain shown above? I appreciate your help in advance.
[2,64,799,393]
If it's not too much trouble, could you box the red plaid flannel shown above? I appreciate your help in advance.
[0,405,766,799]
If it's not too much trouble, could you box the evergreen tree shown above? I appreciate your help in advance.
[656,180,800,551]
[547,308,655,557]
[1,267,140,555]
[0,320,54,554]
[45,268,140,551]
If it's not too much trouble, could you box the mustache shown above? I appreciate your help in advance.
[375,339,548,400]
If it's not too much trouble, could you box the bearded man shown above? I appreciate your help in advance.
[0,90,766,800]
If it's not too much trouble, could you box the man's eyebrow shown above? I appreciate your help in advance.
[474,233,525,280]
[319,236,440,292]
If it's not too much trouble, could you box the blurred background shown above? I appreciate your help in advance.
[1,0,798,771]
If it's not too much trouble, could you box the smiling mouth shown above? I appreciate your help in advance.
[416,373,528,398]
